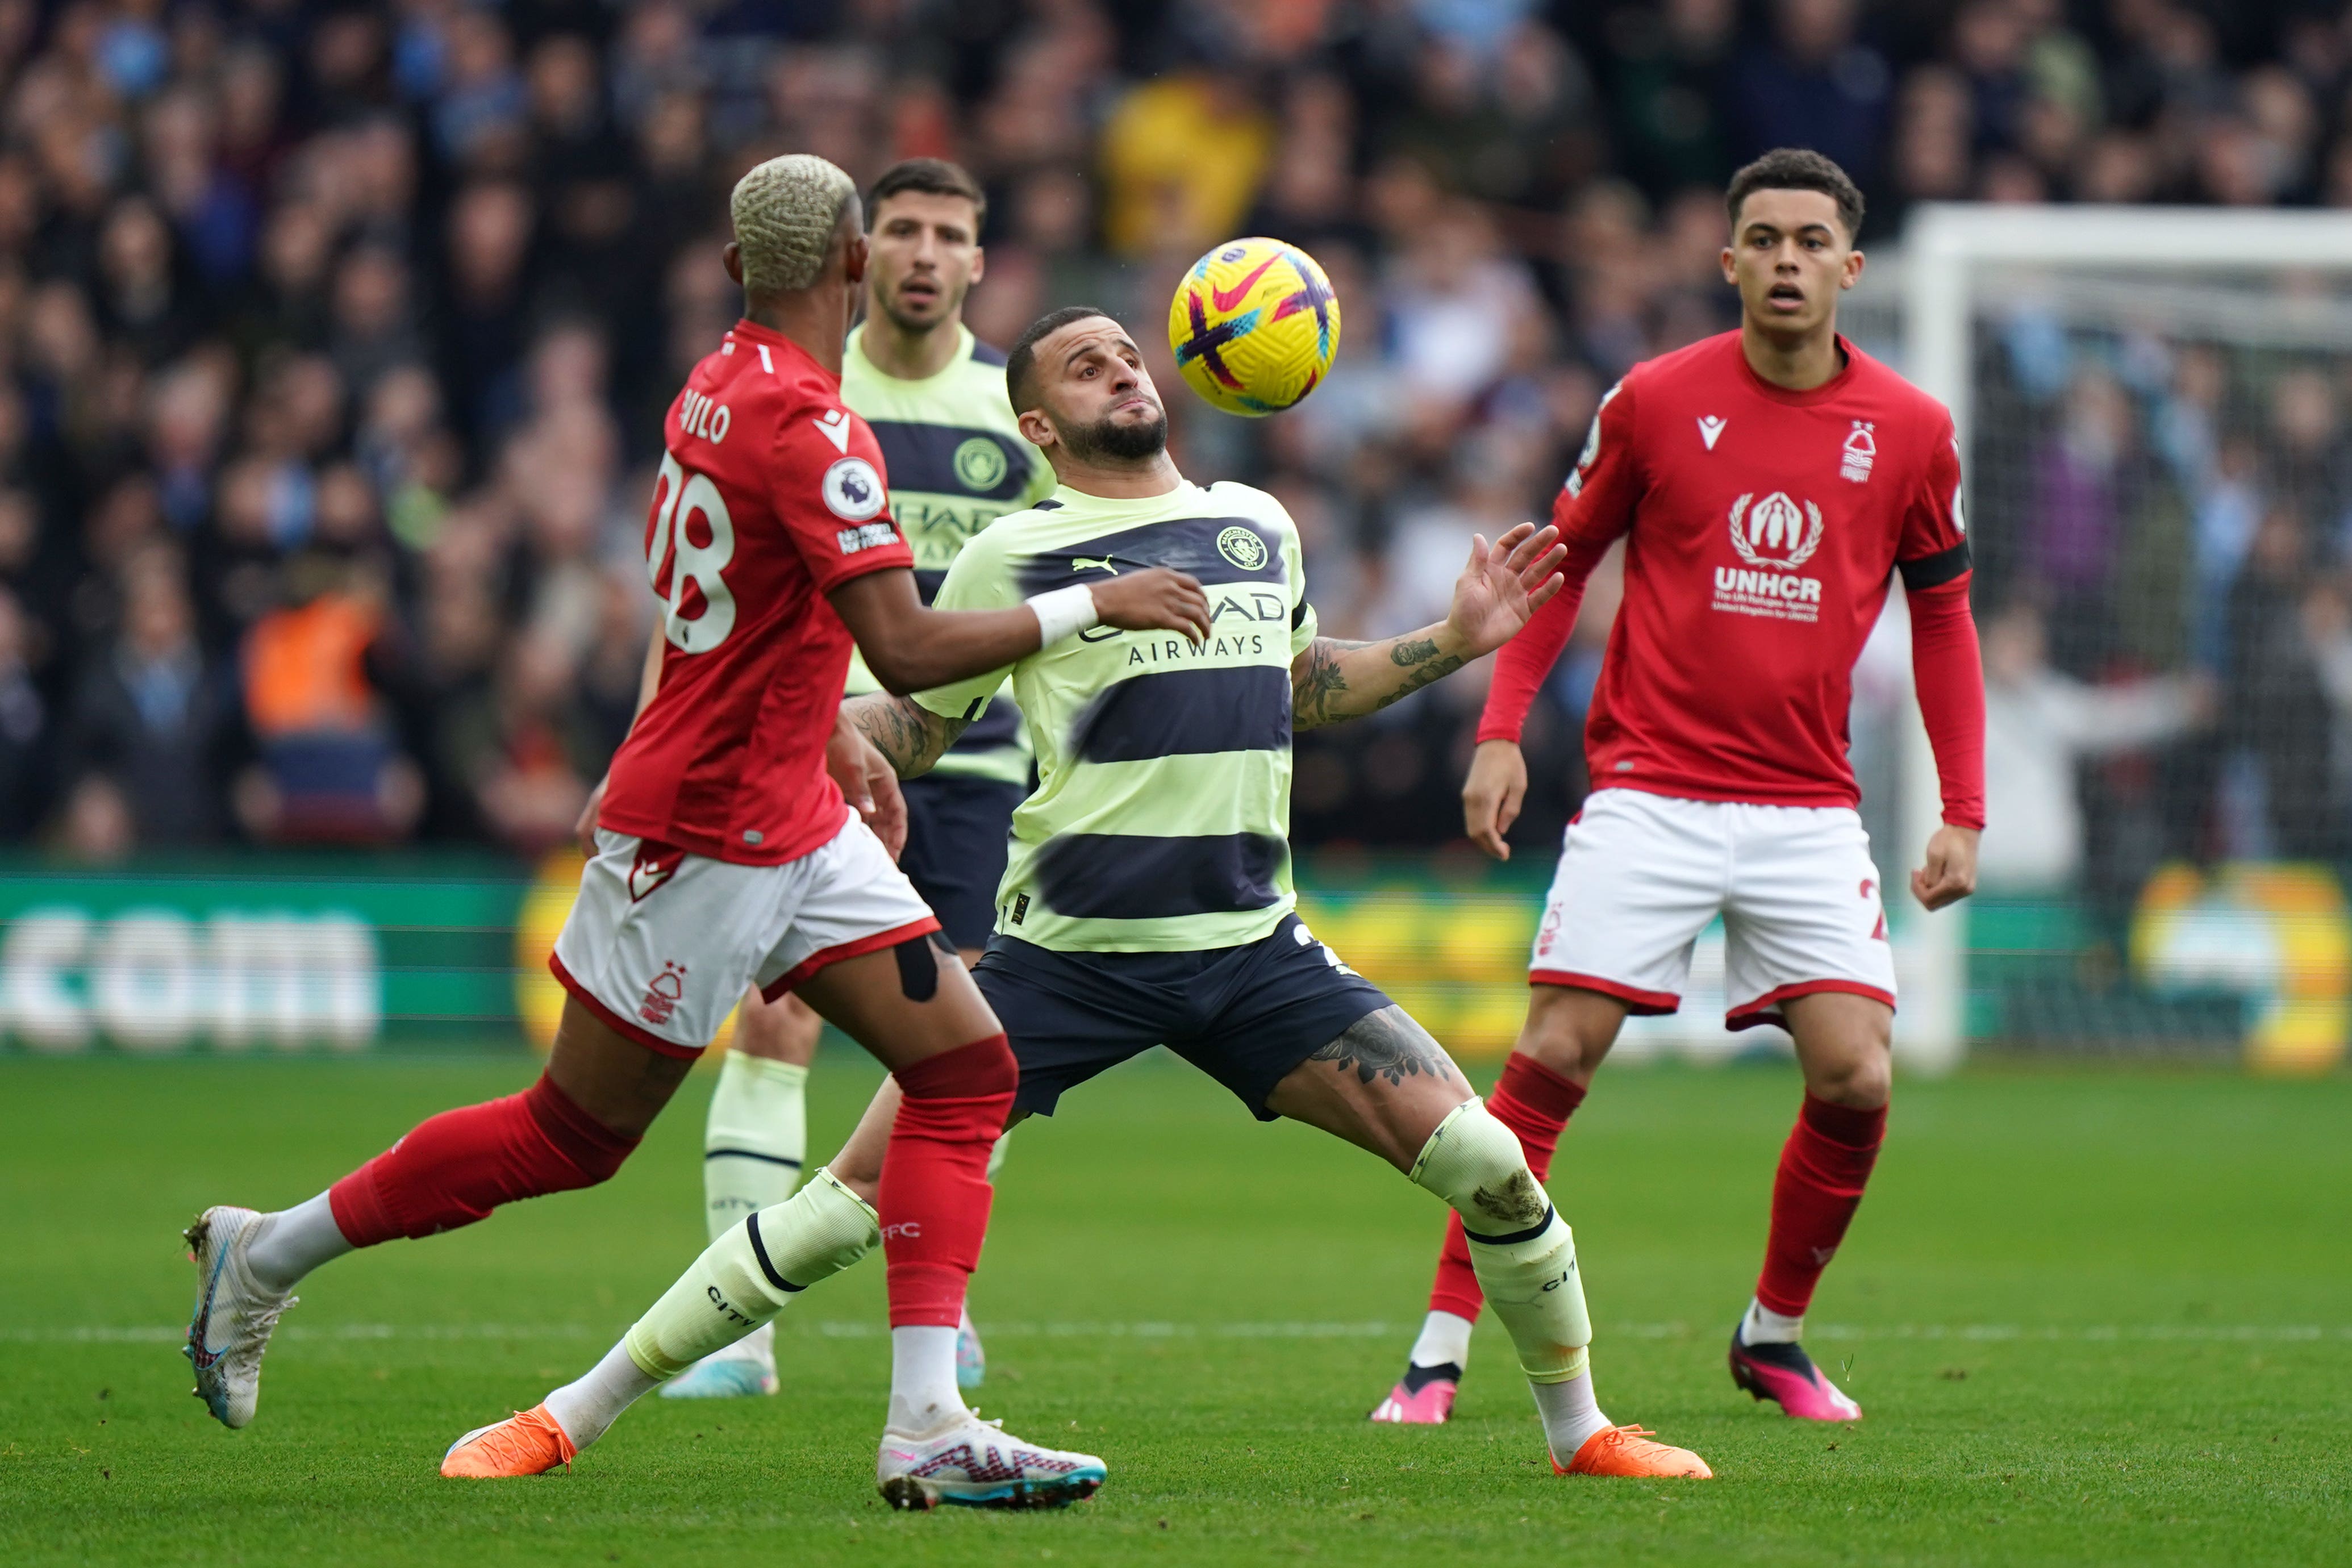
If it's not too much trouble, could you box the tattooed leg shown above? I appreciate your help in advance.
[1264,1006,1473,1173]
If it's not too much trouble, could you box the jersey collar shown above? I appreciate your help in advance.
[727,319,835,384]
[1732,331,1860,407]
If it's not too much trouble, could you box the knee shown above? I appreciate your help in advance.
[896,1032,1017,1102]
[1805,1048,1891,1111]
[523,1074,637,1186]
[1409,1102,1549,1236]
[1519,999,1613,1082]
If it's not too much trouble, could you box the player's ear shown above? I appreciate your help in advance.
[723,241,744,287]
[969,245,985,287]
[1842,248,1865,290]
[1718,245,1736,286]
[1017,406,1056,450]
[844,230,869,286]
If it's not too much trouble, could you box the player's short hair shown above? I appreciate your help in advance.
[866,158,987,231]
[1726,148,1865,242]
[1006,305,1112,416]
[729,153,859,295]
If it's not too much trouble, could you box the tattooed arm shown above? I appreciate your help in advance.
[1290,634,1467,729]
[1288,522,1566,731]
[841,693,971,779]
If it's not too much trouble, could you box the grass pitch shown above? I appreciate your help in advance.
[1,1050,2345,1567]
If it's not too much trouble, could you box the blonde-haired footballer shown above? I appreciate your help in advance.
[187,154,1212,1509]
[573,158,1056,1403]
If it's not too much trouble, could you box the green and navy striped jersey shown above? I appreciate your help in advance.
[912,479,1317,953]
[842,323,1054,786]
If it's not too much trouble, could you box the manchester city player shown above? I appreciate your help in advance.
[657,160,1053,1399]
[466,307,1714,1492]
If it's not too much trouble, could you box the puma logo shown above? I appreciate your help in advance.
[1071,556,1117,575]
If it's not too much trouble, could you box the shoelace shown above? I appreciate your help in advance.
[1594,1424,1662,1453]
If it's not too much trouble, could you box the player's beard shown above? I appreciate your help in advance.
[1057,404,1167,463]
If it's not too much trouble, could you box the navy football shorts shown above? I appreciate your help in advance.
[973,914,1394,1121]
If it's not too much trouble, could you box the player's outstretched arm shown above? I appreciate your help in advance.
[840,693,969,781]
[829,567,1212,695]
[1290,524,1565,731]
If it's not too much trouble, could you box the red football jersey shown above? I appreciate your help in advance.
[1483,331,1976,816]
[599,320,913,865]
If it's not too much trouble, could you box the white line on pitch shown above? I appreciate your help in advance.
[12,1321,2350,1345]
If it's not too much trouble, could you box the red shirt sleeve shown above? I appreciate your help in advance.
[1477,376,1644,744]
[771,406,914,595]
[1899,412,1984,829]
[1894,410,1970,590]
[1909,580,1985,829]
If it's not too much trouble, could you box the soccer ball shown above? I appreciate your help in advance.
[1167,237,1342,416]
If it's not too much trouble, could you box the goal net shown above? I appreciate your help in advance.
[1888,205,2352,1073]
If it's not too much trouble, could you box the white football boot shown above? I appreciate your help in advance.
[659,1320,779,1399]
[182,1206,298,1428]
[875,1413,1106,1510]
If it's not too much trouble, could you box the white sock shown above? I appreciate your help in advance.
[543,1340,662,1449]
[1408,1310,1474,1370]
[1740,1297,1804,1345]
[1529,1369,1612,1456]
[887,1324,968,1434]
[244,1192,352,1292]
[704,1053,808,1241]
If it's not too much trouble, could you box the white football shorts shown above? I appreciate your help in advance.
[551,809,939,1058]
[1528,789,1896,1030]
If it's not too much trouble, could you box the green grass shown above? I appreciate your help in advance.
[1,1052,2346,1566]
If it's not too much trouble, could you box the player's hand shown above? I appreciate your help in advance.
[1445,523,1567,659]
[573,775,607,860]
[828,714,908,860]
[1087,568,1212,647]
[1462,739,1529,861]
[1911,824,1979,910]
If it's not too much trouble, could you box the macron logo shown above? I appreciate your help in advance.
[1698,415,1727,451]
[814,409,853,453]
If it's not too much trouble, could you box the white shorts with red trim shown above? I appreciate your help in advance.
[1528,789,1895,1031]
[551,810,939,1059]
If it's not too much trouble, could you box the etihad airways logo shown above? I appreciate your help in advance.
[1715,491,1825,624]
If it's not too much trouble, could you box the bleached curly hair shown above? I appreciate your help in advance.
[729,154,859,294]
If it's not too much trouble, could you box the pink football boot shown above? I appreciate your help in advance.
[1367,1362,1460,1424]
[1728,1331,1863,1420]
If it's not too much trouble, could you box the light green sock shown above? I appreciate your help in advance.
[703,1052,808,1241]
[1409,1099,1593,1386]
[624,1167,878,1379]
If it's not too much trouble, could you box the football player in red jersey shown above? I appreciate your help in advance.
[183,155,1208,1506]
[1369,149,1986,1428]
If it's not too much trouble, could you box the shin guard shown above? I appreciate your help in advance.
[1410,1099,1591,1384]
[880,1036,1017,1329]
[623,1167,879,1378]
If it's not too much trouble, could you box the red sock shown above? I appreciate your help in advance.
[881,1035,1017,1329]
[1755,1094,1887,1318]
[327,1074,639,1246]
[1427,1056,1587,1323]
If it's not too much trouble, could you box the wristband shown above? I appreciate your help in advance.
[1025,583,1101,646]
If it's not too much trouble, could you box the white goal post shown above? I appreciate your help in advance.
[1892,203,2352,1073]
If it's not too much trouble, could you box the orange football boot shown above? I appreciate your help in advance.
[1556,1424,1713,1479]
[440,1404,578,1478]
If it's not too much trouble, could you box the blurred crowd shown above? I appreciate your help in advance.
[3,0,2352,867]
